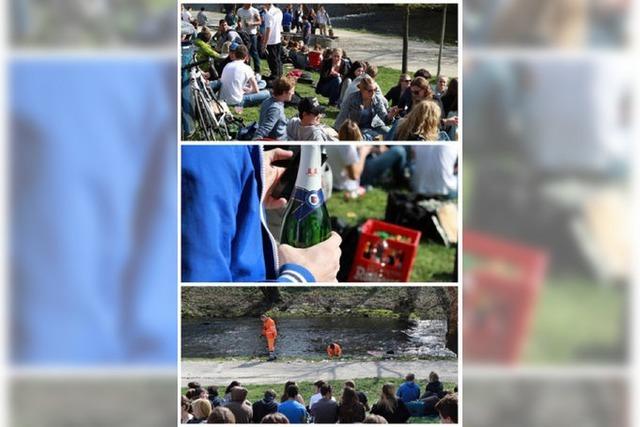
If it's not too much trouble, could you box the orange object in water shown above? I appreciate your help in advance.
[326,343,342,358]
[262,317,278,351]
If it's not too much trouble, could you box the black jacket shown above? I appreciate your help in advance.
[371,400,411,423]
[252,398,278,423]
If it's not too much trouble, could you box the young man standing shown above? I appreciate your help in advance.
[261,4,283,79]
[261,314,278,361]
[237,4,262,74]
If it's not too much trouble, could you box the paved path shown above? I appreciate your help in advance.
[198,12,458,77]
[181,359,458,386]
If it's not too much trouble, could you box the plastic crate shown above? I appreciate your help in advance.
[307,51,323,70]
[348,219,421,282]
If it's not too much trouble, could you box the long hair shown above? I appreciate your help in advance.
[338,119,363,141]
[378,383,398,413]
[395,100,441,141]
[192,398,212,420]
[340,387,360,413]
[281,381,297,402]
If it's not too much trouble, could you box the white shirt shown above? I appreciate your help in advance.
[316,11,329,25]
[264,6,283,45]
[182,10,192,22]
[325,145,360,191]
[237,6,260,35]
[220,60,255,106]
[411,145,458,196]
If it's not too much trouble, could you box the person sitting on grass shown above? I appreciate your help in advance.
[286,97,337,141]
[411,144,458,199]
[311,384,339,423]
[435,75,448,97]
[211,44,270,107]
[424,371,446,399]
[388,100,450,141]
[224,386,253,423]
[435,393,458,424]
[396,68,431,110]
[215,19,242,51]
[325,128,371,198]
[208,406,237,424]
[385,73,412,107]
[280,381,306,405]
[253,389,279,422]
[254,77,296,140]
[261,412,290,423]
[224,381,241,403]
[345,380,370,411]
[181,396,193,424]
[397,373,421,403]
[338,386,366,423]
[363,414,388,423]
[207,385,224,407]
[316,48,351,106]
[335,76,392,141]
[189,398,212,423]
[277,385,308,424]
[338,60,366,106]
[370,384,411,423]
[308,380,327,410]
[340,63,387,111]
[440,77,459,140]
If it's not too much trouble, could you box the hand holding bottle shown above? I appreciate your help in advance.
[263,148,294,210]
[278,232,343,282]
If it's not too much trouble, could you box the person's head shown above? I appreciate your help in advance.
[429,371,440,383]
[207,385,219,398]
[344,380,356,389]
[410,77,433,103]
[263,389,277,402]
[286,384,300,400]
[188,381,201,390]
[414,68,432,80]
[395,100,441,141]
[330,48,343,65]
[363,414,388,424]
[435,394,458,423]
[314,380,326,392]
[192,398,212,420]
[378,383,397,413]
[198,26,212,43]
[208,406,237,424]
[260,314,268,321]
[319,6,325,12]
[358,76,377,102]
[219,19,229,32]
[231,386,249,402]
[320,384,332,398]
[398,73,412,91]
[225,381,241,394]
[185,388,198,401]
[405,373,416,382]
[233,44,249,61]
[348,61,365,80]
[437,75,448,93]
[243,4,251,9]
[298,97,325,125]
[198,387,209,400]
[364,63,378,79]
[187,6,193,11]
[445,78,458,97]
[272,77,296,102]
[338,119,363,141]
[341,386,358,406]
[181,396,191,414]
[200,7,205,11]
[264,3,273,10]
[261,412,290,423]
[302,15,308,22]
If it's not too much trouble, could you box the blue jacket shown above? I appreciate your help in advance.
[397,381,421,402]
[181,145,315,282]
[254,97,288,140]
[334,90,390,131]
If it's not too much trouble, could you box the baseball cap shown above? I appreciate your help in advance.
[298,97,325,116]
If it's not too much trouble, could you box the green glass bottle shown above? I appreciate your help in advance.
[280,145,332,248]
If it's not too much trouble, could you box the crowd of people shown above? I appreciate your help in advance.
[181,4,459,142]
[181,373,458,424]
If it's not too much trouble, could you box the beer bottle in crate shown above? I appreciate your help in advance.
[280,145,331,248]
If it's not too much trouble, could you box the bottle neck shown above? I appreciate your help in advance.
[295,145,322,191]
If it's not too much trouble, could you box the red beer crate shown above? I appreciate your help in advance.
[348,219,421,282]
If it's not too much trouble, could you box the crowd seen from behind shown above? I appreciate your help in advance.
[181,372,458,424]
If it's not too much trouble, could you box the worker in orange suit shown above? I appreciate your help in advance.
[261,314,278,361]
[326,342,342,359]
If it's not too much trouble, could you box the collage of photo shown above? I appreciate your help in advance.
[180,2,460,425]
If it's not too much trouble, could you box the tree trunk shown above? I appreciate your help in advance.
[437,5,448,77]
[260,287,282,304]
[402,5,409,74]
[445,287,458,355]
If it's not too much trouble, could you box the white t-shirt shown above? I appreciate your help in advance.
[237,6,260,35]
[264,6,283,45]
[411,145,458,196]
[220,60,255,106]
[316,11,329,25]
[182,11,192,22]
[325,145,360,191]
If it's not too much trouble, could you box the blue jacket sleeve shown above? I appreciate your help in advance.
[276,263,316,283]
[255,103,279,139]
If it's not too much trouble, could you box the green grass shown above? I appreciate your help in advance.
[327,187,456,282]
[183,377,456,423]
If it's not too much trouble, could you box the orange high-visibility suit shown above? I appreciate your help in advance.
[327,343,342,358]
[262,316,278,352]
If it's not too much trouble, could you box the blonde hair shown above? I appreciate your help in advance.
[395,100,441,141]
[338,120,363,141]
[192,398,212,419]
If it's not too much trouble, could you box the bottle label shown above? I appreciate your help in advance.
[291,187,325,221]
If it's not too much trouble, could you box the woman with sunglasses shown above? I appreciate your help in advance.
[385,73,412,107]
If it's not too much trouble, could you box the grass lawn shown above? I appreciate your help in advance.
[327,187,456,282]
[182,377,456,423]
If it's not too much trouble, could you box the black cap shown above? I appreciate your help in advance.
[298,97,325,116]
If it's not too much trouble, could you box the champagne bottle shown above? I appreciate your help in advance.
[280,145,332,248]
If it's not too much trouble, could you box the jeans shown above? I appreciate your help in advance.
[248,34,261,73]
[181,44,196,137]
[266,43,283,78]
[317,76,342,105]
[361,126,391,141]
[209,81,269,107]
[361,145,407,186]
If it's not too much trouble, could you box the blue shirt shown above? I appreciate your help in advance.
[282,11,293,27]
[397,382,421,402]
[255,97,287,140]
[278,400,307,423]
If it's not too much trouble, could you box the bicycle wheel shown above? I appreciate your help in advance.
[193,89,216,140]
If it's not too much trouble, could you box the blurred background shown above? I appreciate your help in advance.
[5,0,637,426]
